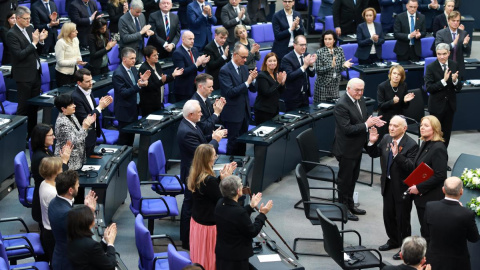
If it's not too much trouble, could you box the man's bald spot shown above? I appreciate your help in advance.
[182,31,194,40]
[444,176,463,196]
[391,115,408,128]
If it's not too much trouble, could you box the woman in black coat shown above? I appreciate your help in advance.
[107,0,127,35]
[253,52,286,125]
[138,45,183,116]
[88,18,117,76]
[0,11,16,65]
[377,65,414,137]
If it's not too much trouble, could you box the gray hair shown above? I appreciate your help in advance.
[391,115,408,128]
[16,6,31,17]
[130,0,144,10]
[401,236,427,266]
[121,47,136,59]
[346,78,365,89]
[182,99,200,118]
[233,44,247,54]
[219,175,242,199]
[444,176,463,196]
[436,43,450,52]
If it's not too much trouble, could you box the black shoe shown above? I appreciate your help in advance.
[393,250,401,260]
[447,166,452,171]
[378,242,400,251]
[349,207,366,215]
[347,211,359,221]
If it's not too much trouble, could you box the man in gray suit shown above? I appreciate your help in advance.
[221,0,250,48]
[247,0,268,23]
[434,10,470,79]
[118,0,154,63]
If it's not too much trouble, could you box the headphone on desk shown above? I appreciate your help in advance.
[100,148,115,154]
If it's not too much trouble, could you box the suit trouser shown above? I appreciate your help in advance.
[17,72,41,138]
[336,155,361,209]
[224,117,249,156]
[397,45,420,62]
[180,187,193,249]
[285,96,309,112]
[117,120,135,146]
[383,178,412,246]
[430,105,454,148]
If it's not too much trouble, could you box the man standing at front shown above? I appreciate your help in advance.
[7,6,48,139]
[366,115,419,260]
[333,78,385,221]
[219,44,257,156]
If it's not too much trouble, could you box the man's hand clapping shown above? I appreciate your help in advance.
[212,127,228,142]
[213,97,226,114]
[369,126,379,144]
[366,115,386,128]
[247,68,258,84]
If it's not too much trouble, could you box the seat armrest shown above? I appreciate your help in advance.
[338,229,362,245]
[3,235,35,250]
[305,201,347,219]
[139,181,159,185]
[151,234,176,248]
[5,244,35,258]
[318,149,333,155]
[139,197,172,216]
[0,217,29,232]
[153,256,168,268]
[154,174,184,193]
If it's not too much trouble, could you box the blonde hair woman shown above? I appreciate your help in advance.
[55,22,87,87]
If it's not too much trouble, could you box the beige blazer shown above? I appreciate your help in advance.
[55,37,81,75]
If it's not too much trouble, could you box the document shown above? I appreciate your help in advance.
[146,114,165,121]
[81,165,101,171]
[257,254,281,262]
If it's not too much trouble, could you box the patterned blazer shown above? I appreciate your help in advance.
[314,46,347,101]
[54,113,88,170]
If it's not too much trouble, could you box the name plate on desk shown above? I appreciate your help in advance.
[252,126,276,137]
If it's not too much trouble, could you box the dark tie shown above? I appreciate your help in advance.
[205,99,212,115]
[386,146,393,178]
[354,100,363,117]
[165,15,170,40]
[410,15,415,45]
[45,2,51,15]
[442,64,447,72]
[128,69,136,85]
[85,2,92,16]
[188,49,195,63]
[452,32,457,59]
[135,17,143,49]
[218,46,224,56]
[300,55,308,93]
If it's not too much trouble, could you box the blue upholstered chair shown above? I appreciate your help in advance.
[382,40,397,62]
[167,244,192,270]
[107,44,120,71]
[148,140,184,197]
[0,239,49,270]
[14,152,33,208]
[0,218,45,264]
[310,0,324,33]
[0,74,17,115]
[340,43,359,80]
[421,36,435,59]
[40,62,51,93]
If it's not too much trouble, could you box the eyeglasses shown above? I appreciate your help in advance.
[46,133,55,137]
[237,55,248,59]
[19,17,31,21]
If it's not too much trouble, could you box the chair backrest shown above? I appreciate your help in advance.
[14,151,30,206]
[248,90,257,109]
[0,42,3,65]
[0,256,8,269]
[127,161,141,215]
[135,215,155,270]
[296,128,320,171]
[382,40,397,62]
[164,84,169,104]
[340,43,358,64]
[375,13,381,24]
[107,89,115,114]
[108,44,120,71]
[295,163,312,217]
[0,240,10,268]
[148,140,167,182]
[309,74,316,98]
[325,16,334,31]
[211,25,221,40]
[0,74,6,103]
[96,0,102,12]
[177,30,187,48]
[403,88,424,123]
[316,209,345,267]
[421,36,435,59]
[263,23,274,42]
[251,24,265,43]
[256,49,271,71]
[167,244,191,270]
[55,0,67,16]
[41,62,51,93]
[311,0,322,20]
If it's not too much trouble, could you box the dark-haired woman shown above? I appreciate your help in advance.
[67,205,117,270]
[253,52,286,125]
[31,124,71,225]
[0,11,15,64]
[88,18,117,76]
[107,0,128,35]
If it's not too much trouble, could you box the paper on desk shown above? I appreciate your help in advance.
[146,114,165,121]
[344,252,351,261]
[317,103,334,109]
[81,165,101,171]
[467,80,480,85]
[257,254,281,262]
[102,147,118,153]
[40,94,55,98]
[253,126,276,137]
[390,61,399,66]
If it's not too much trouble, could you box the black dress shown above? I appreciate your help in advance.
[377,79,410,136]
[138,61,174,116]
[0,26,12,65]
[107,3,124,34]
[253,71,285,125]
[87,33,111,76]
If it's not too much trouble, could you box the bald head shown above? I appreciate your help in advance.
[443,177,463,198]
[389,115,408,140]
[182,31,195,49]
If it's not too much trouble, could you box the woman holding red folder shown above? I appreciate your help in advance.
[397,115,448,237]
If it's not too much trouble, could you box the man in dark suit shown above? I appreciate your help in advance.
[187,0,216,52]
[383,236,430,270]
[219,44,257,156]
[425,42,462,148]
[366,116,419,260]
[71,68,113,156]
[178,0,193,29]
[141,0,159,23]
[333,0,368,36]
[434,11,470,79]
[172,31,210,102]
[333,78,386,221]
[221,0,250,48]
[418,0,444,32]
[147,0,180,60]
[271,0,304,60]
[247,0,268,23]
[68,0,99,48]
[280,35,316,112]
[31,0,59,54]
[191,73,226,135]
[424,177,480,270]
[113,47,151,146]
[7,6,48,139]
[177,99,225,249]
[204,27,230,90]
[379,0,408,33]
[48,170,97,270]
[118,0,154,64]
[393,0,426,61]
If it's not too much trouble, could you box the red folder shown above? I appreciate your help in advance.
[403,162,434,187]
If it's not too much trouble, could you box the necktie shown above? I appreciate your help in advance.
[85,2,92,16]
[45,2,51,15]
[188,49,195,63]
[127,69,136,85]
[218,46,224,56]
[410,15,415,45]
[386,146,393,178]
[165,15,170,40]
[135,17,143,49]
[442,64,447,72]
[22,29,40,70]
[299,55,304,66]
[452,32,456,40]
[201,4,204,11]
[452,33,457,59]
[205,99,212,115]
[300,55,308,93]
[354,100,363,117]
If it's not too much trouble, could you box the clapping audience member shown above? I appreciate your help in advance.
[355,8,385,65]
[204,27,231,90]
[55,22,87,87]
[188,144,237,270]
[271,0,304,60]
[215,175,273,270]
[418,0,444,32]
[107,0,127,36]
[31,0,60,55]
[379,0,407,33]
[139,45,183,116]
[314,30,352,103]
[432,0,456,36]
[221,0,250,48]
[67,205,118,269]
[332,0,368,36]
[253,52,286,125]
[88,18,116,76]
[393,0,426,62]
[147,0,181,59]
[234,25,260,71]
[187,0,216,52]
[0,11,16,64]
[68,0,100,48]
[383,236,431,270]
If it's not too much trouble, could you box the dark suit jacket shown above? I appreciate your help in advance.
[138,61,174,116]
[271,9,304,60]
[172,46,204,97]
[0,26,12,64]
[317,0,333,20]
[418,0,444,31]
[280,50,315,107]
[71,86,101,149]
[221,3,251,46]
[214,0,228,25]
[434,28,470,78]
[31,0,59,53]
[113,64,140,122]
[142,0,159,22]
[67,237,117,270]
[48,196,73,270]
[107,3,123,33]
[355,22,385,60]
[253,71,285,114]
[377,80,410,125]
[366,134,418,199]
[383,264,418,270]
[425,59,462,114]
[332,0,368,35]
[219,61,256,123]
[432,13,448,36]
[379,0,408,32]
[214,197,266,262]
[191,92,220,136]
[393,11,426,58]
[69,0,98,46]
[424,199,480,270]
[147,11,181,59]
[332,93,368,159]
[204,40,230,90]
[87,33,112,73]
[118,11,147,63]
[6,25,43,82]
[187,1,217,50]
[177,118,219,182]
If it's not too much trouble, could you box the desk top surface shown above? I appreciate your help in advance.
[0,114,27,136]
